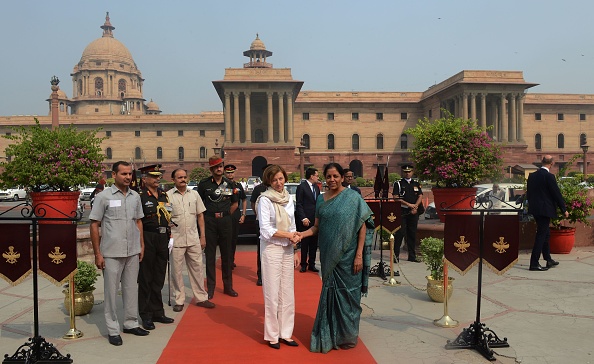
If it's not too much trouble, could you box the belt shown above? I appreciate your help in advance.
[205,211,230,218]
[144,227,169,234]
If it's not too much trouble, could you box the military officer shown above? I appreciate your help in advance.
[223,164,247,269]
[392,164,424,263]
[138,164,174,330]
[197,155,239,299]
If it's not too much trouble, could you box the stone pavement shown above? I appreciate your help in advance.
[1,245,593,364]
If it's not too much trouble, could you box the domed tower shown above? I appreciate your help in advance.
[70,12,146,115]
[242,34,272,68]
[46,88,71,116]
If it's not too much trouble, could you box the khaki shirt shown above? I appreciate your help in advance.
[167,187,206,247]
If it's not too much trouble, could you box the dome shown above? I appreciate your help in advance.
[250,34,266,51]
[48,89,69,99]
[79,13,135,66]
[146,99,160,111]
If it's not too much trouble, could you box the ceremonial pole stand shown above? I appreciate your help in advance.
[383,236,400,286]
[433,260,458,327]
[63,273,83,339]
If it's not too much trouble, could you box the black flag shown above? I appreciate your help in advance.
[373,165,382,198]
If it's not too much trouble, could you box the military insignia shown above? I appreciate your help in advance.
[214,189,221,195]
[3,246,20,264]
[144,200,154,208]
[387,212,397,222]
[48,247,66,264]
[454,236,470,253]
[493,237,509,254]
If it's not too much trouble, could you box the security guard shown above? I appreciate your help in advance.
[223,164,247,269]
[392,164,423,263]
[197,155,239,299]
[138,164,174,330]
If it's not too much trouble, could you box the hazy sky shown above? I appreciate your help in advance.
[2,0,593,116]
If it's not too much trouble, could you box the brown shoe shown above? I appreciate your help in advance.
[196,300,216,309]
[172,305,184,312]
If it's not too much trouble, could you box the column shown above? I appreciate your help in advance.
[278,92,285,143]
[500,94,507,142]
[286,92,294,143]
[233,92,240,143]
[244,92,251,143]
[470,93,476,122]
[517,94,525,142]
[480,93,487,129]
[462,93,469,120]
[490,100,498,139]
[267,92,274,143]
[454,97,459,118]
[224,92,231,143]
[509,93,516,142]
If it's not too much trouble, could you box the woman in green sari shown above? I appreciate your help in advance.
[299,162,374,353]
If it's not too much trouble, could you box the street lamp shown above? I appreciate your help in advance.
[581,144,589,182]
[297,138,307,181]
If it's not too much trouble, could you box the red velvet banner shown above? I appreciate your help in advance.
[483,215,519,275]
[0,224,32,286]
[365,199,401,234]
[444,215,481,275]
[38,224,77,285]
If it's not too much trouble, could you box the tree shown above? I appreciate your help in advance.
[189,167,210,182]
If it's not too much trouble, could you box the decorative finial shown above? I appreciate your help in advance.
[256,33,259,39]
[50,76,60,86]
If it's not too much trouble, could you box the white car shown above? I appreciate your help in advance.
[79,186,96,201]
[284,182,299,201]
[0,187,27,201]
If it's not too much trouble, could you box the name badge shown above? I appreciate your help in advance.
[110,200,122,207]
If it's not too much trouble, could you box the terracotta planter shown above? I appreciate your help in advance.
[426,276,454,302]
[63,289,95,316]
[30,191,80,223]
[431,187,478,223]
[549,226,576,254]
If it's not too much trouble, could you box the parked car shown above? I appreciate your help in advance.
[79,185,96,201]
[237,194,259,243]
[245,176,262,193]
[0,187,27,201]
[284,182,299,201]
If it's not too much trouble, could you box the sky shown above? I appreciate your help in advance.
[2,0,594,116]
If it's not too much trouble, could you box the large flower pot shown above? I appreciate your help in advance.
[549,226,576,254]
[30,191,80,224]
[63,289,95,316]
[431,187,478,223]
[426,276,454,302]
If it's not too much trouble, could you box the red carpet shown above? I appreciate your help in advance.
[157,251,376,364]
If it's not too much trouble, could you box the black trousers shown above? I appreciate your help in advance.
[394,208,419,261]
[205,215,233,293]
[138,231,168,320]
[531,215,552,267]
[230,210,241,264]
[300,235,318,269]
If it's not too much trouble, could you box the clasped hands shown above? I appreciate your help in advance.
[290,232,302,244]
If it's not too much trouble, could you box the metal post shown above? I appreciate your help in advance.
[63,273,83,339]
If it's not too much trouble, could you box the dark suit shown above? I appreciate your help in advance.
[296,180,320,269]
[348,185,362,195]
[527,167,567,267]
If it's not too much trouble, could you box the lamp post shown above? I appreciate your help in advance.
[297,138,307,181]
[581,144,589,182]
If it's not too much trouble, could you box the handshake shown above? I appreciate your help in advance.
[290,231,303,244]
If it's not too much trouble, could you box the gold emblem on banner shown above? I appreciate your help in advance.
[387,212,397,222]
[49,247,66,264]
[493,237,509,254]
[3,246,20,264]
[454,236,470,253]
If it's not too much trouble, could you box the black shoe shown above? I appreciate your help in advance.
[268,342,280,349]
[408,258,421,263]
[546,259,560,268]
[308,266,319,272]
[208,291,214,300]
[153,316,174,324]
[196,300,215,309]
[529,265,549,271]
[280,338,299,347]
[299,266,307,273]
[224,288,238,297]
[173,305,184,312]
[141,320,155,330]
[123,327,150,336]
[256,278,262,286]
[108,335,122,346]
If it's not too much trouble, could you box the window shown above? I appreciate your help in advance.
[221,130,225,136]
[255,129,263,143]
[351,112,359,121]
[106,147,112,159]
[95,108,99,113]
[580,113,586,121]
[535,113,542,121]
[95,61,101,66]
[302,113,310,121]
[135,147,141,160]
[376,134,384,150]
[580,133,587,147]
[178,130,184,137]
[327,112,334,121]
[135,131,140,137]
[327,134,335,150]
[94,77,103,94]
[200,130,205,137]
[118,79,126,93]
[106,131,111,137]
[352,134,360,151]
[400,134,408,150]
[200,147,206,159]
[428,109,432,118]
[157,147,163,159]
[302,134,310,149]
[5,132,11,136]
[178,147,185,161]
[59,102,64,112]
[535,133,542,150]
[558,113,564,121]
[156,130,162,137]
[401,112,408,120]
[376,113,383,121]
[557,134,565,148]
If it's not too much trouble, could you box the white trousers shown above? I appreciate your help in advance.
[103,255,140,336]
[261,242,295,342]
[171,244,208,305]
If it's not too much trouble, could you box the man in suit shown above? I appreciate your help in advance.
[343,168,362,195]
[295,167,320,273]
[526,155,569,271]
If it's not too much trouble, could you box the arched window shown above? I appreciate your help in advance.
[255,129,264,143]
[200,147,206,159]
[106,147,112,160]
[302,134,310,149]
[557,134,565,149]
[77,79,83,96]
[135,147,141,160]
[59,102,64,112]
[580,133,587,147]
[376,133,384,150]
[535,133,542,150]
[118,79,126,92]
[327,134,335,150]
[352,134,359,151]
[157,147,163,160]
[400,134,408,150]
[136,101,141,111]
[94,77,103,95]
[178,147,185,161]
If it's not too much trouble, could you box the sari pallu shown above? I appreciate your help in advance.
[310,188,374,353]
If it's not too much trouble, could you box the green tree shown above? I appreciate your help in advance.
[189,167,210,182]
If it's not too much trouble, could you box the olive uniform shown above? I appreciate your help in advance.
[392,165,423,262]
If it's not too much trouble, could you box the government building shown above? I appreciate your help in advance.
[1,13,593,179]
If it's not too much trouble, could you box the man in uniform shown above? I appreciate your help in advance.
[224,164,247,269]
[197,155,239,299]
[138,164,174,331]
[392,164,423,263]
[250,164,271,286]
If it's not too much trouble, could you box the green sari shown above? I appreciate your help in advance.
[310,188,374,353]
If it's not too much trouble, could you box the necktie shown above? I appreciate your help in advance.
[312,185,316,199]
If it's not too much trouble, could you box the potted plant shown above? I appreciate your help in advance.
[407,112,503,222]
[419,237,453,302]
[0,118,105,218]
[63,260,99,316]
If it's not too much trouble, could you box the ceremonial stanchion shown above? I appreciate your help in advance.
[433,260,458,327]
[63,273,83,339]
[383,235,400,286]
